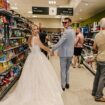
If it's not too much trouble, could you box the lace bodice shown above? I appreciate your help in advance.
[30,36,41,53]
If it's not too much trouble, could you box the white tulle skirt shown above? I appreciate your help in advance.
[0,52,64,105]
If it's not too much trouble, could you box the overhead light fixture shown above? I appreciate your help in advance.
[53,1,56,4]
[49,0,56,5]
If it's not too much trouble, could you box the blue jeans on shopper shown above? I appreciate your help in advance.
[92,61,105,99]
[60,57,72,88]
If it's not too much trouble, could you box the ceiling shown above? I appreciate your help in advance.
[9,0,105,23]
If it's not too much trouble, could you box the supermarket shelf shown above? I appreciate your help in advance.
[91,30,99,33]
[26,35,31,37]
[0,9,12,17]
[0,74,20,100]
[0,54,27,76]
[83,61,96,75]
[85,38,94,41]
[0,50,26,63]
[11,27,21,30]
[9,37,25,40]
[83,44,93,49]
[0,66,13,76]
[13,16,23,21]
[3,43,27,52]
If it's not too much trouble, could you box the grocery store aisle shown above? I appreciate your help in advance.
[2,56,105,105]
[50,56,105,105]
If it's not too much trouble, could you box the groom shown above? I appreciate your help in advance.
[52,17,75,91]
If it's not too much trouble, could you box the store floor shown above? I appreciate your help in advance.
[50,56,105,105]
[3,56,105,105]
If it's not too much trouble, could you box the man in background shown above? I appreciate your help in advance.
[73,28,84,68]
[92,18,105,102]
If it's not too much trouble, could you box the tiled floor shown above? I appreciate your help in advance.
[2,56,105,105]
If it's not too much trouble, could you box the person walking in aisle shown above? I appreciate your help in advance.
[52,17,75,91]
[0,24,64,105]
[92,18,105,102]
[73,28,84,68]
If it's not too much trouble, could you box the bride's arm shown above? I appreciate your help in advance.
[37,36,50,52]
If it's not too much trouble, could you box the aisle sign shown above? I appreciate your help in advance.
[32,7,49,15]
[57,8,73,16]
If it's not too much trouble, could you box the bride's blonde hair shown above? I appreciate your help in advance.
[28,24,39,47]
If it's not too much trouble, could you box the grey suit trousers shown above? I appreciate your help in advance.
[60,57,72,88]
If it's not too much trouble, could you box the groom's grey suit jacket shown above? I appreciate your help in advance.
[52,27,75,57]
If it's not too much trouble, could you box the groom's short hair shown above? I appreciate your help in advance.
[64,17,72,23]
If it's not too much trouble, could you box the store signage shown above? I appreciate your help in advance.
[32,7,49,15]
[49,7,57,15]
[57,8,73,16]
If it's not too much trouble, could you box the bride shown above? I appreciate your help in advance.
[0,25,64,105]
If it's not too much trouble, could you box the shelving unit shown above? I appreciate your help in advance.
[0,9,32,100]
[82,35,97,75]
[80,21,101,75]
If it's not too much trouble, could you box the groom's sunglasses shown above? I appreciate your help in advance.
[62,21,68,24]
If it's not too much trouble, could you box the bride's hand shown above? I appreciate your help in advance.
[49,49,54,56]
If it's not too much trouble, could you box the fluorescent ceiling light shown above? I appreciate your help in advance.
[53,1,56,4]
[49,0,56,4]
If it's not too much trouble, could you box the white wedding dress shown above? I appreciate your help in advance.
[0,36,64,105]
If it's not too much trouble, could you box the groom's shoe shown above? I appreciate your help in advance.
[62,87,65,91]
[65,84,69,89]
[62,88,65,91]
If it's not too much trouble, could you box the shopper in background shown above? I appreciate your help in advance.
[52,17,75,91]
[73,28,84,68]
[92,18,105,102]
[0,24,64,105]
[39,23,48,57]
